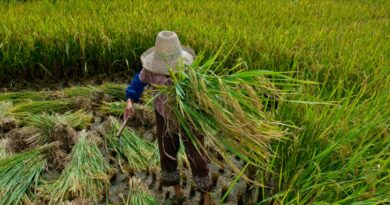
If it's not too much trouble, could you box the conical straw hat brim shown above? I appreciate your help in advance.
[141,46,196,76]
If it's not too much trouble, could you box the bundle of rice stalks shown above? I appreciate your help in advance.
[0,144,53,205]
[45,131,112,204]
[62,86,97,98]
[100,102,155,126]
[0,90,51,103]
[103,117,156,172]
[99,82,127,100]
[24,111,92,131]
[121,176,157,205]
[10,100,72,116]
[161,54,305,174]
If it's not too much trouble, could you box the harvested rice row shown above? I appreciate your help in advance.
[0,83,127,103]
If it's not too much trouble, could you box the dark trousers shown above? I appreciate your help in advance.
[155,110,211,191]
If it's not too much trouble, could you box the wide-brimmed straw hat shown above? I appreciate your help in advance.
[141,31,196,76]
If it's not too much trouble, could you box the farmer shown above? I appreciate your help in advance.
[124,31,213,205]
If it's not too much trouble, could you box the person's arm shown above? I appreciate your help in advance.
[124,72,148,120]
[125,72,147,102]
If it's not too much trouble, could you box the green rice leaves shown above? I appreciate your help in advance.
[46,131,112,204]
[24,111,92,131]
[122,177,158,205]
[163,56,295,173]
[0,144,52,205]
[104,117,156,172]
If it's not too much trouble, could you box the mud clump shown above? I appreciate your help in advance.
[47,122,77,171]
[6,127,41,152]
[0,117,17,133]
[71,96,93,111]
[132,105,155,128]
[91,91,111,108]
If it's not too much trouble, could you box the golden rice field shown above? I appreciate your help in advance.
[0,0,389,204]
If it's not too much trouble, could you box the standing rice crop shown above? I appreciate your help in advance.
[45,131,112,204]
[0,144,52,205]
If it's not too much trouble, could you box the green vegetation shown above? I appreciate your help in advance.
[0,144,51,205]
[24,111,92,130]
[45,132,112,204]
[122,177,158,205]
[104,117,156,172]
[0,0,389,204]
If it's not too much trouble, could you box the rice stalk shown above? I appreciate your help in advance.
[100,101,125,116]
[10,100,72,116]
[121,176,158,205]
[162,54,303,175]
[0,139,8,159]
[103,117,156,172]
[0,144,52,205]
[100,102,155,126]
[45,131,112,204]
[0,91,51,103]
[99,83,127,100]
[23,111,92,131]
[0,101,13,118]
[62,86,97,98]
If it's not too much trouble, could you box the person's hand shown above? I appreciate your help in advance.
[124,99,134,120]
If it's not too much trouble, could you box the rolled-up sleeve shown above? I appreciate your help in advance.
[125,72,148,102]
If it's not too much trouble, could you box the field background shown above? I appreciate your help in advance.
[1,0,389,204]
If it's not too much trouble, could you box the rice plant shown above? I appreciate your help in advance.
[161,54,304,175]
[45,131,112,204]
[99,83,127,100]
[0,91,51,103]
[23,111,92,131]
[100,101,124,116]
[103,117,156,172]
[100,102,155,126]
[10,100,72,116]
[62,86,97,98]
[121,176,158,205]
[0,144,52,205]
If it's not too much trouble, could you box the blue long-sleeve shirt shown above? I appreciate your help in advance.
[125,73,147,102]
